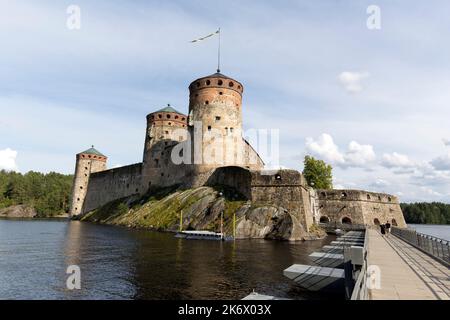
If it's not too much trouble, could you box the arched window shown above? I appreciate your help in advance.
[229,81,234,87]
[367,194,371,200]
[388,197,392,202]
[374,218,380,225]
[392,219,398,226]
[342,217,352,224]
[206,80,211,85]
[167,114,171,119]
[218,80,223,85]
[320,216,330,223]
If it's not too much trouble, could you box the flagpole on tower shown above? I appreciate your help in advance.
[217,27,221,73]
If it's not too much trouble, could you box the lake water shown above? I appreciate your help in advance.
[0,219,337,300]
[408,224,450,241]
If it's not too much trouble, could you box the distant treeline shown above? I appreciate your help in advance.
[0,170,73,217]
[401,202,450,225]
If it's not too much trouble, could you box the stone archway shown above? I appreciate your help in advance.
[320,216,330,223]
[374,218,380,225]
[341,217,352,224]
[392,219,398,226]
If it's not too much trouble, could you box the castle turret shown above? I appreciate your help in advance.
[141,105,188,191]
[70,146,107,216]
[188,72,244,169]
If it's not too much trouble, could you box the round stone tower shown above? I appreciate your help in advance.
[70,146,107,216]
[188,72,244,170]
[141,105,188,191]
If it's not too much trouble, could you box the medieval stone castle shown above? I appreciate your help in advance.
[70,71,406,234]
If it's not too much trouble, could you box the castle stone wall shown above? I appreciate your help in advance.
[82,163,142,213]
[317,189,407,227]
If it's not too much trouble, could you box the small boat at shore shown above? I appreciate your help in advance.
[175,230,233,241]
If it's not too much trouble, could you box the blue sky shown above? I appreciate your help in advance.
[1,0,450,203]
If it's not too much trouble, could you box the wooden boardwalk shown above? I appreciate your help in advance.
[367,228,450,300]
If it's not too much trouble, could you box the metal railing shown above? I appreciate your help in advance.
[349,230,369,300]
[392,227,450,265]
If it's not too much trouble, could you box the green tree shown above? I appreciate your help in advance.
[302,155,333,189]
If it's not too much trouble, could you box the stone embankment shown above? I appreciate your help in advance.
[0,205,37,218]
[80,186,326,241]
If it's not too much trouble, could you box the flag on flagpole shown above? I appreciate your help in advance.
[190,29,220,43]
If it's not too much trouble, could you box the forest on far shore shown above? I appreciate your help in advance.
[400,202,450,225]
[0,170,73,217]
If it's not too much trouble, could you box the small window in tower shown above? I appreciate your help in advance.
[215,116,221,122]
[195,94,199,97]
[230,128,234,133]
[208,126,212,131]
[175,115,179,119]
[168,122,172,126]
[165,131,169,134]
[238,85,241,90]
[225,127,229,134]
[75,207,78,211]
[88,155,91,158]
[85,167,88,170]
[218,80,223,85]
[161,173,164,177]
[84,174,87,177]
[182,117,185,121]
[80,186,83,190]
[229,81,234,87]
[158,114,162,119]
[205,101,209,105]
[167,114,171,119]
[206,80,211,85]
[219,92,223,95]
[77,198,80,201]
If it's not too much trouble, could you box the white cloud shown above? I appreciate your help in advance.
[430,153,450,171]
[0,148,18,171]
[381,152,415,168]
[443,138,450,147]
[305,133,376,168]
[371,179,391,187]
[345,141,376,167]
[338,71,370,93]
[305,133,344,164]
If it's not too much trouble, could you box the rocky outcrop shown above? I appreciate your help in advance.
[80,186,326,241]
[0,205,37,218]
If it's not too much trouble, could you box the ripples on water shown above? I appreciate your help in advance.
[0,219,339,300]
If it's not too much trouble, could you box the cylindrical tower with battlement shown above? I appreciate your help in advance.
[188,72,244,170]
[69,146,107,216]
[141,105,188,191]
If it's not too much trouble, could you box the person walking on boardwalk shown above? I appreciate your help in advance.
[380,223,386,236]
[385,221,391,237]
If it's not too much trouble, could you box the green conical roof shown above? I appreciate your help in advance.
[154,105,185,115]
[79,146,106,157]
